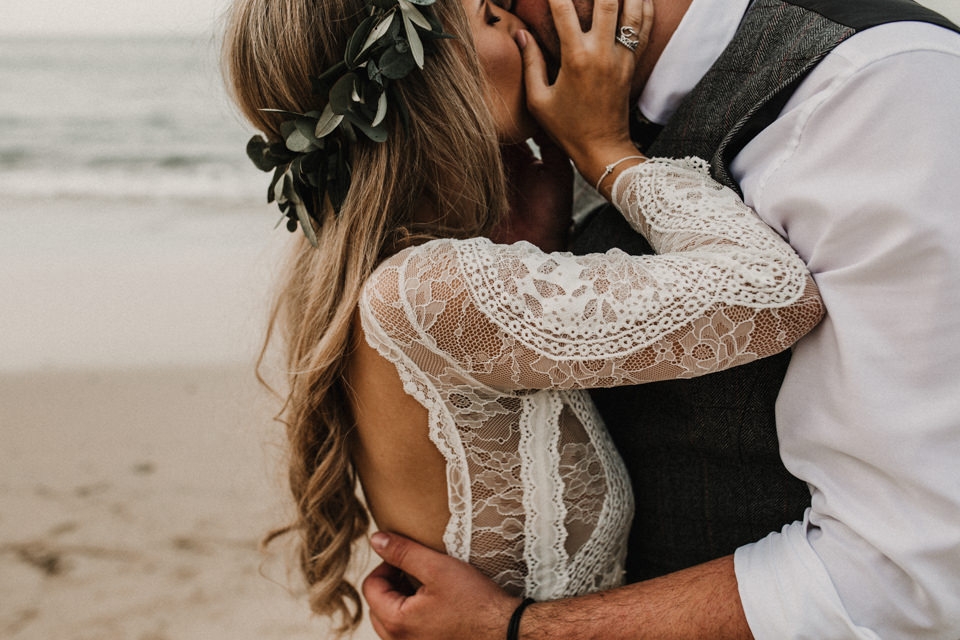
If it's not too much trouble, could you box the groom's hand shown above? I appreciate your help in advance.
[362,531,521,640]
[363,533,753,640]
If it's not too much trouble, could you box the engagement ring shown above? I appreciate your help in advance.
[616,25,640,52]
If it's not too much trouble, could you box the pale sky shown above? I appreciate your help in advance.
[0,0,232,36]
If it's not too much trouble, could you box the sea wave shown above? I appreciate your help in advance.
[1,35,268,205]
[0,164,268,203]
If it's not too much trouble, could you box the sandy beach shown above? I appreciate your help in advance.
[0,196,379,639]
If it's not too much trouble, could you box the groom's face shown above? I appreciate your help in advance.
[511,0,595,68]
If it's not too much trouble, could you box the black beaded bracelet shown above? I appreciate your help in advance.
[506,597,536,640]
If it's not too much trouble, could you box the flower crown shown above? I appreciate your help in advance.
[246,0,451,247]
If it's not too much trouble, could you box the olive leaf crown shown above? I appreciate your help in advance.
[245,0,451,247]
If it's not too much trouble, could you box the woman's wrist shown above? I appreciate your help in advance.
[594,155,645,195]
[569,141,646,200]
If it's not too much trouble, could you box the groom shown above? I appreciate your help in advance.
[364,0,960,637]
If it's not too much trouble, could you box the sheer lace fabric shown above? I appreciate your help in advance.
[358,157,823,599]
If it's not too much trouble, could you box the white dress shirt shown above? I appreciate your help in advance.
[640,0,960,637]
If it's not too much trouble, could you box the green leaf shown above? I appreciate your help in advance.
[274,169,290,204]
[345,112,388,143]
[399,0,432,30]
[293,200,318,248]
[279,119,297,139]
[408,31,425,69]
[247,136,273,172]
[372,91,388,127]
[267,166,285,203]
[350,81,364,105]
[386,12,403,40]
[329,73,358,115]
[278,174,318,247]
[286,117,323,153]
[366,58,381,84]
[295,116,319,135]
[291,152,317,188]
[350,82,378,119]
[379,44,417,79]
[398,5,425,68]
[298,151,325,188]
[314,61,348,89]
[260,107,306,119]
[285,127,315,153]
[346,15,377,66]
[360,12,396,56]
[315,103,344,138]
[340,119,359,144]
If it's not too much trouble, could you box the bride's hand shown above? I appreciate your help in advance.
[520,0,652,194]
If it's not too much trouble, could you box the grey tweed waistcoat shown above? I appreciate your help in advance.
[573,0,959,582]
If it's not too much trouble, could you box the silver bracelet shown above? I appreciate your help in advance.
[594,155,645,192]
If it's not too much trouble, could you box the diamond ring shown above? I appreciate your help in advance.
[615,25,640,52]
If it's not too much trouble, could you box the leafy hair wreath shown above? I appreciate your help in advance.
[246,0,451,247]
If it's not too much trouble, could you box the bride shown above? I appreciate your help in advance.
[221,0,823,633]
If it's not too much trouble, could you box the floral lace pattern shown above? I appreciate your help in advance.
[358,157,824,599]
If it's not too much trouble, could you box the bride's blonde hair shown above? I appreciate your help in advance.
[222,0,508,632]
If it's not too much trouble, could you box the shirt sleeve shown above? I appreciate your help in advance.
[360,156,822,393]
[730,26,960,639]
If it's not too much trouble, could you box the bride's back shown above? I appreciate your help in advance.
[355,238,635,600]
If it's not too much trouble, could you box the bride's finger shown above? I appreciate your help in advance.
[590,0,620,41]
[617,0,654,56]
[545,0,586,47]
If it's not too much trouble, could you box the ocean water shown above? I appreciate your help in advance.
[0,34,263,205]
[0,35,289,371]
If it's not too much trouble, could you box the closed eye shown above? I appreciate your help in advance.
[482,0,502,25]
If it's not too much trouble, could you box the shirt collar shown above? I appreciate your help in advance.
[638,0,751,124]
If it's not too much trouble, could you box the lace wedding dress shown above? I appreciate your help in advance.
[358,157,823,600]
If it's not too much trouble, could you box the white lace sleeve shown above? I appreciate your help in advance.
[360,156,823,392]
